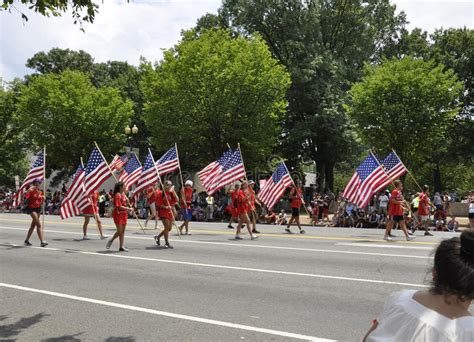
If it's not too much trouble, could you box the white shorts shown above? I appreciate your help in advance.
[419,215,429,222]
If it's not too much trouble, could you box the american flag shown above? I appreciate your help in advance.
[198,149,234,190]
[110,154,128,171]
[258,163,293,210]
[133,151,158,197]
[373,152,408,193]
[60,165,85,219]
[343,153,388,208]
[119,153,142,189]
[204,150,246,195]
[156,146,179,176]
[13,151,44,207]
[74,148,111,211]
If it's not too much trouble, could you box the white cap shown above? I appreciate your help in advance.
[185,180,193,187]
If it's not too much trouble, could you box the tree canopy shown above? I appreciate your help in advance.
[2,0,98,26]
[140,29,291,171]
[197,0,407,191]
[347,57,463,169]
[16,70,133,182]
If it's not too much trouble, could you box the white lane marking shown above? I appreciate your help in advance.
[0,226,432,259]
[0,283,333,341]
[336,243,433,250]
[0,243,429,288]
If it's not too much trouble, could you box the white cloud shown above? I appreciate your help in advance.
[392,0,473,32]
[0,0,221,81]
[0,0,472,81]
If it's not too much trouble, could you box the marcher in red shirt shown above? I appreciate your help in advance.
[24,178,48,247]
[178,180,194,235]
[144,185,159,229]
[417,185,433,236]
[154,181,179,248]
[248,180,261,234]
[384,180,415,241]
[286,180,305,234]
[227,183,243,229]
[235,181,259,240]
[81,190,107,240]
[106,182,133,252]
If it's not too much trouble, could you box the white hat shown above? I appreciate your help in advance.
[185,180,193,187]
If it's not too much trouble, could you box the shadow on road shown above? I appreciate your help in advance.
[0,313,50,339]
[42,332,83,341]
[105,337,136,342]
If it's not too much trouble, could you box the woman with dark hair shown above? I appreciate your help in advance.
[106,182,133,252]
[24,179,48,247]
[364,229,474,341]
[153,181,178,248]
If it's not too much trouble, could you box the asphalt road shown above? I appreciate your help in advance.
[0,213,470,341]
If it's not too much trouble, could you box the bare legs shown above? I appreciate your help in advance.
[109,224,126,249]
[25,212,45,243]
[236,213,257,239]
[156,219,172,246]
[83,214,106,238]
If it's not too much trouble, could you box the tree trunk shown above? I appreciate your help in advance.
[433,161,442,193]
[316,159,326,193]
[325,162,334,192]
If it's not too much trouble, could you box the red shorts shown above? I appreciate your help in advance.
[82,205,97,215]
[113,210,127,225]
[159,209,174,221]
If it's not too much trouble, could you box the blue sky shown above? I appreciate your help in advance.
[1,0,472,82]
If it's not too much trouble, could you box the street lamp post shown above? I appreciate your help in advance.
[125,124,139,156]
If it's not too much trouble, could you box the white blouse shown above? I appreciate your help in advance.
[366,290,474,342]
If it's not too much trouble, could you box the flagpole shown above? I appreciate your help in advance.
[391,148,423,192]
[281,160,311,217]
[370,149,419,225]
[175,143,185,190]
[42,145,46,238]
[81,157,101,237]
[94,141,145,234]
[148,148,181,238]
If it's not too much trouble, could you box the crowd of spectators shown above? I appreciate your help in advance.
[0,185,469,231]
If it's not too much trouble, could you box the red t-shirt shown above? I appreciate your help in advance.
[147,187,156,205]
[418,192,430,216]
[180,187,193,209]
[25,189,43,208]
[290,188,303,208]
[236,189,250,214]
[388,189,404,216]
[156,190,177,220]
[82,190,99,215]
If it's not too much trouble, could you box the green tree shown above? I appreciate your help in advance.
[2,0,98,26]
[16,70,133,182]
[347,57,463,170]
[0,80,29,187]
[140,29,291,170]
[26,48,94,76]
[26,48,150,156]
[203,0,406,191]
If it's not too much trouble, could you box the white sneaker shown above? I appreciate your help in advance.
[407,235,416,241]
[383,235,393,241]
[251,234,259,240]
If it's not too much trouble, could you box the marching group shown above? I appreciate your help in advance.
[2,176,474,250]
